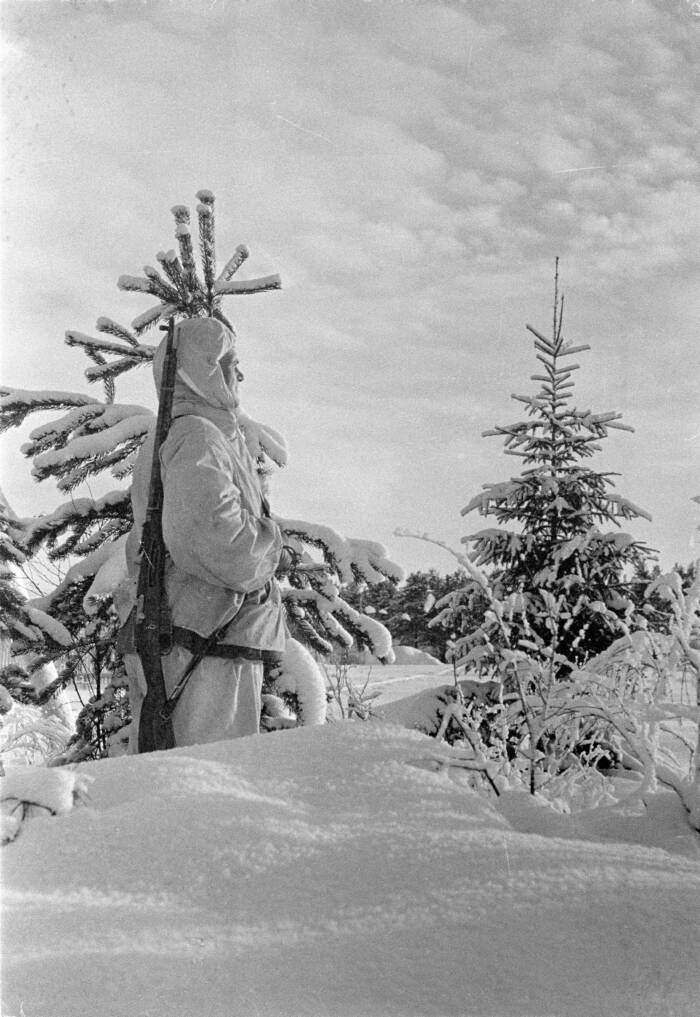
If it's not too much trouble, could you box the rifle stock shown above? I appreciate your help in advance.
[136,318,179,753]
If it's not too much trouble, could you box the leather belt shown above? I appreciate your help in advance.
[171,626,283,665]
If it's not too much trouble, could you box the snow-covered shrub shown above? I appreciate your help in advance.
[564,568,700,825]
[0,702,73,769]
[0,656,76,768]
[393,548,700,824]
[323,653,382,721]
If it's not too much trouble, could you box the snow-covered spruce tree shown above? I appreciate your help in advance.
[0,191,402,756]
[425,263,655,784]
[444,261,653,673]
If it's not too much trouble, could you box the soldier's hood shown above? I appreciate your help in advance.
[152,317,239,421]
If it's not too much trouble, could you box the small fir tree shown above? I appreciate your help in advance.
[443,261,654,680]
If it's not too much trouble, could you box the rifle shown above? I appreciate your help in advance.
[135,318,179,753]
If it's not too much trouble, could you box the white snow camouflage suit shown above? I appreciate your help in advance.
[123,317,287,750]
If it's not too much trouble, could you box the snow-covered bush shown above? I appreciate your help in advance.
[0,654,76,769]
[390,547,699,824]
[0,702,74,770]
[566,568,700,824]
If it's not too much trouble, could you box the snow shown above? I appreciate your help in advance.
[1,767,92,842]
[273,637,327,726]
[117,274,155,293]
[279,517,405,586]
[0,663,76,767]
[390,644,441,665]
[21,488,132,547]
[608,493,654,522]
[30,536,127,615]
[284,583,395,661]
[2,716,699,1017]
[131,302,179,333]
[0,389,95,408]
[375,675,456,728]
[217,244,249,282]
[30,415,151,476]
[213,273,282,295]
[237,410,289,468]
[82,534,128,613]
[24,404,103,447]
[22,606,72,647]
[356,644,442,666]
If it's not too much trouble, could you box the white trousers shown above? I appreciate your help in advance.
[125,648,263,752]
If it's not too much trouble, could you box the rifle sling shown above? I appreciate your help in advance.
[171,626,283,664]
[160,627,283,721]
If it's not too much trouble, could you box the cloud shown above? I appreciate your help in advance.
[1,0,698,575]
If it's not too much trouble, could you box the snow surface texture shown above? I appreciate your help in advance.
[3,722,700,1017]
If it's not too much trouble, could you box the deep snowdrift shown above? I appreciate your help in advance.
[3,722,700,1017]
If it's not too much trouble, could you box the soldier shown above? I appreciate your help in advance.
[121,317,289,750]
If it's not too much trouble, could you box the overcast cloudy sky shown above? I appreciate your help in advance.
[1,0,699,578]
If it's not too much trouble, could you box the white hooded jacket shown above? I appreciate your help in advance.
[125,317,286,652]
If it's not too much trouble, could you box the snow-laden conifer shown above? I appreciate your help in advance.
[0,492,72,658]
[0,191,403,756]
[439,261,654,674]
[404,263,661,791]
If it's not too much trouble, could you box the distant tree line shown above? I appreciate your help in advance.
[342,561,695,666]
[342,570,487,662]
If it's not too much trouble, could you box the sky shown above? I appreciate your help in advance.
[1,0,699,580]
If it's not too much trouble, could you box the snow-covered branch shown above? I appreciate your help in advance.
[213,274,282,296]
[29,410,152,485]
[282,580,394,661]
[238,412,288,469]
[29,537,126,616]
[279,518,404,586]
[216,244,249,283]
[65,331,153,361]
[0,389,95,432]
[21,490,132,554]
[393,528,488,591]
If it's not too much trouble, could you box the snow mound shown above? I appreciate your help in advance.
[1,767,92,845]
[357,644,441,665]
[3,723,700,1017]
[377,680,457,732]
[393,644,441,665]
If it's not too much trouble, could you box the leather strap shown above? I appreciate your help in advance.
[171,625,283,665]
